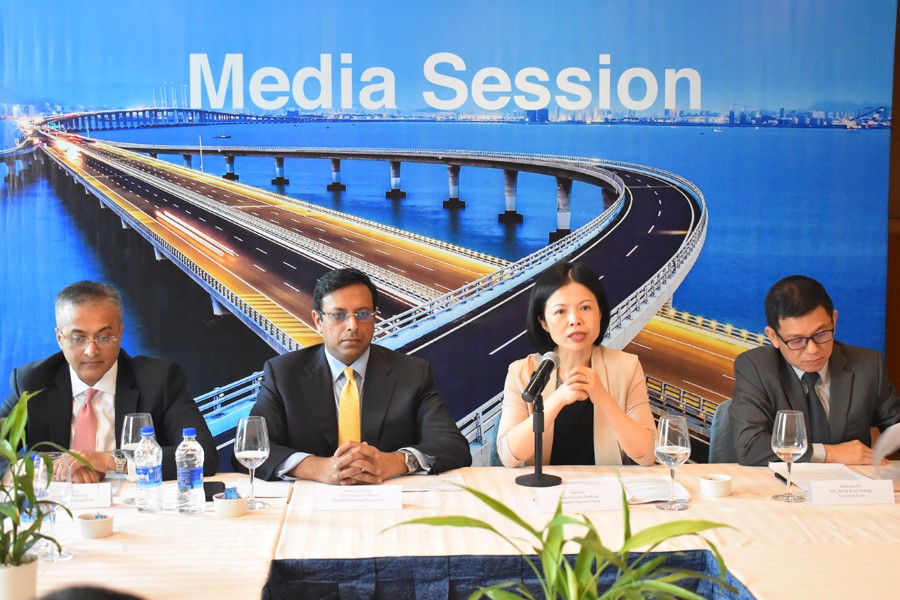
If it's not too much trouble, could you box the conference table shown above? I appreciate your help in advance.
[36,464,899,599]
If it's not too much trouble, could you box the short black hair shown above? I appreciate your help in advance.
[764,275,834,331]
[55,281,123,326]
[312,268,378,313]
[526,261,611,354]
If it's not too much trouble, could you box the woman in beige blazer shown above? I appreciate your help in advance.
[497,261,657,467]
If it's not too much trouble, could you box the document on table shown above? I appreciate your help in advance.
[236,477,291,498]
[394,472,466,492]
[574,476,690,504]
[768,462,868,492]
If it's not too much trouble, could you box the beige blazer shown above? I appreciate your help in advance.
[497,345,656,467]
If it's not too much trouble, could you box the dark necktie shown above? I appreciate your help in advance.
[801,371,830,444]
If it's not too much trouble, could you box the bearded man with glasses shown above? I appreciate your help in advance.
[730,275,900,466]
[2,280,216,482]
[244,267,470,484]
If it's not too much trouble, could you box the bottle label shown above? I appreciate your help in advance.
[136,464,163,488]
[177,466,203,491]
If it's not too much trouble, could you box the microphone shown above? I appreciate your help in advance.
[522,352,560,403]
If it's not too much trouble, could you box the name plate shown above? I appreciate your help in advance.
[808,479,895,506]
[535,480,621,513]
[313,485,402,511]
[66,482,112,508]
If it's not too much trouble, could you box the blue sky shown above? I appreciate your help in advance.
[2,0,896,114]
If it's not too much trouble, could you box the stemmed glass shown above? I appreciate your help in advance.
[771,410,808,502]
[654,415,691,511]
[234,416,270,510]
[121,413,153,506]
[33,452,74,561]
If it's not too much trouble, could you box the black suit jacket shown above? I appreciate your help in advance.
[2,350,217,480]
[729,340,900,466]
[245,344,471,480]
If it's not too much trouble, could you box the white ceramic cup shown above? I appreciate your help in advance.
[213,492,247,518]
[699,474,733,498]
[77,513,114,538]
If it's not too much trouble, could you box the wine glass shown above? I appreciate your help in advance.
[654,415,691,511]
[771,410,808,502]
[234,416,270,510]
[121,413,153,506]
[33,452,74,561]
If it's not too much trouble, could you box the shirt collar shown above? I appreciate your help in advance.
[69,360,119,397]
[323,347,370,383]
[790,361,830,386]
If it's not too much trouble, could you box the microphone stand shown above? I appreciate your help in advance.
[515,392,561,487]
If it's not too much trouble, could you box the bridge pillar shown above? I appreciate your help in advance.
[153,247,168,261]
[120,218,129,230]
[498,169,523,223]
[327,158,346,191]
[149,153,158,159]
[271,156,290,185]
[222,155,240,181]
[385,161,406,199]
[3,158,16,183]
[210,295,230,316]
[443,164,465,209]
[602,185,616,210]
[182,154,192,168]
[549,177,573,243]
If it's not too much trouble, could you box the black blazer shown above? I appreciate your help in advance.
[245,344,471,480]
[730,340,900,466]
[2,350,217,480]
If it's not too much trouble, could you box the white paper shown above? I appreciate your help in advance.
[65,482,112,508]
[768,462,868,492]
[535,480,623,513]
[873,423,900,464]
[565,475,690,504]
[235,477,291,498]
[312,485,402,511]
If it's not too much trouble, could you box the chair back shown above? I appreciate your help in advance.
[708,399,738,463]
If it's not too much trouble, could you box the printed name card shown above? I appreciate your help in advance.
[313,485,403,511]
[808,479,895,506]
[66,482,112,508]
[535,480,622,513]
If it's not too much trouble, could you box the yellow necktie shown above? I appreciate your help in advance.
[338,367,360,445]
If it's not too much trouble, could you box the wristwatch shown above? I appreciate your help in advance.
[112,449,127,475]
[399,449,420,474]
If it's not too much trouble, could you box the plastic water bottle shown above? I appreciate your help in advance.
[134,426,163,513]
[175,427,205,515]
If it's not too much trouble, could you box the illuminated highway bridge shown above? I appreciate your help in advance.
[28,117,707,459]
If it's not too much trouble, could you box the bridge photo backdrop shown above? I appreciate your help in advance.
[0,1,894,446]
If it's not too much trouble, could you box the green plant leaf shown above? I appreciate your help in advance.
[620,520,730,552]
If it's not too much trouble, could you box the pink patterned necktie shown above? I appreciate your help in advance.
[72,388,98,451]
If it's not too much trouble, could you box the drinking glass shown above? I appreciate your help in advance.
[121,413,153,505]
[654,415,691,511]
[771,410,808,502]
[234,416,270,510]
[34,452,74,561]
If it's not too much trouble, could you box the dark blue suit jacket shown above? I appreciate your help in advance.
[2,350,217,480]
[246,344,471,480]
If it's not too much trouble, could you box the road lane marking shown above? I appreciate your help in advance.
[643,330,737,361]
[626,245,638,257]
[256,247,268,254]
[722,374,735,381]
[631,342,653,350]
[647,225,655,234]
[415,263,434,271]
[283,261,297,269]
[253,264,266,272]
[284,282,300,292]
[490,330,528,355]
[682,379,730,400]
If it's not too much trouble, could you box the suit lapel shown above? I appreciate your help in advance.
[360,347,396,444]
[114,353,140,444]
[305,348,340,448]
[778,359,808,413]
[47,366,75,447]
[827,345,852,443]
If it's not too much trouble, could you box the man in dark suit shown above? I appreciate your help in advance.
[730,275,900,466]
[1,281,216,481]
[246,268,471,483]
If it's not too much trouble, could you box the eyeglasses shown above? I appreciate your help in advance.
[60,334,120,348]
[318,311,375,323]
[775,329,834,350]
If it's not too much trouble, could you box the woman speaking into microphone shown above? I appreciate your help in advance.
[496,261,657,467]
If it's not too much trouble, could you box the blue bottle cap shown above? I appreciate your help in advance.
[183,427,196,437]
[141,426,155,436]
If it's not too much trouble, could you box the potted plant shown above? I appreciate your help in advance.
[0,391,85,600]
[393,483,738,599]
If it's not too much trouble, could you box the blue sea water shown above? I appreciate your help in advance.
[0,120,889,393]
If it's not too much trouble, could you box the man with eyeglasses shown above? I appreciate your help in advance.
[730,275,900,466]
[1,280,216,482]
[245,267,471,484]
